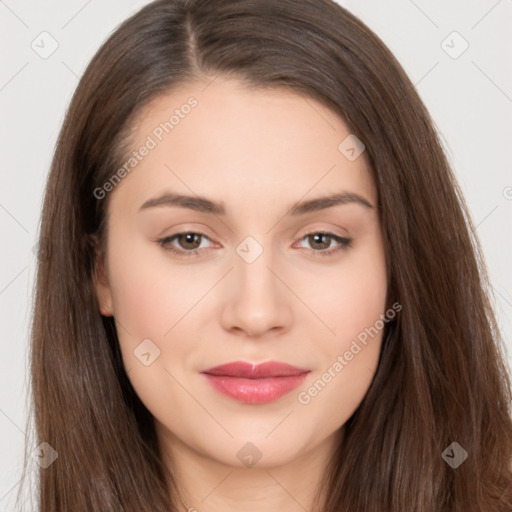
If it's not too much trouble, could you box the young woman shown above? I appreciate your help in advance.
[22,0,512,510]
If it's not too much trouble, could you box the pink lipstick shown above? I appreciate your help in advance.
[201,361,310,404]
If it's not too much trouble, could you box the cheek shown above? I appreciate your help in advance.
[295,240,387,417]
[336,263,387,338]
[105,237,212,389]
[297,283,386,429]
[302,240,387,343]
[301,340,382,432]
[107,240,203,339]
[105,245,195,421]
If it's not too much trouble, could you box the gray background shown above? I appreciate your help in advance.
[1,0,511,509]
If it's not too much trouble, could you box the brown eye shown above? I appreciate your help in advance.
[296,231,352,257]
[307,233,332,250]
[157,231,212,257]
[175,233,202,250]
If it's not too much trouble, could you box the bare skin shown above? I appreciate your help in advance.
[94,76,387,512]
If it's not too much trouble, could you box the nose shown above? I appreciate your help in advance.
[220,243,293,338]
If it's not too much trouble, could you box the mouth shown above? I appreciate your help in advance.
[200,361,310,404]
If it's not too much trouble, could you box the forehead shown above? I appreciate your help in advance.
[109,77,376,217]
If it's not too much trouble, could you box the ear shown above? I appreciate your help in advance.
[89,234,114,317]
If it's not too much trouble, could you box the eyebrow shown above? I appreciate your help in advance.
[138,191,374,216]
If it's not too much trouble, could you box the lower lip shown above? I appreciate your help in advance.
[202,373,310,404]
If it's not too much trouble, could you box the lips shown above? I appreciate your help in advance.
[201,361,310,404]
[201,361,309,378]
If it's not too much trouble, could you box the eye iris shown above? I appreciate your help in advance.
[179,233,201,250]
[309,233,330,250]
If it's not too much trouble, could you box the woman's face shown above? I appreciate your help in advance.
[94,76,387,470]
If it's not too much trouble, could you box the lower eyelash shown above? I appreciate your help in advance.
[157,231,352,257]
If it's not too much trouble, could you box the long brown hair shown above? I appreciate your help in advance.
[20,0,512,510]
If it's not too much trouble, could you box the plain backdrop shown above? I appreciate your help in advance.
[1,0,511,509]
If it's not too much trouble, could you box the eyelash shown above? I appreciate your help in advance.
[157,231,352,258]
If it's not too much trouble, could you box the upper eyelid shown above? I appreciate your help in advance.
[157,217,350,240]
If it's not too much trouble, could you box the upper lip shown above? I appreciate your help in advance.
[201,361,310,379]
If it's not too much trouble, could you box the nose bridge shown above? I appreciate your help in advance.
[221,233,292,336]
[234,234,279,297]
